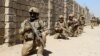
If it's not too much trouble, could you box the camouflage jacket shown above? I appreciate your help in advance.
[79,17,85,25]
[55,21,67,32]
[68,18,79,27]
[19,19,44,39]
[90,19,97,22]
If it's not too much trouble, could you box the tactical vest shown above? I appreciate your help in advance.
[24,20,42,39]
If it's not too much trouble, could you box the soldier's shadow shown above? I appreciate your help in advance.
[29,49,52,56]
[43,49,52,56]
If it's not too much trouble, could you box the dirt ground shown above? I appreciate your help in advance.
[0,26,100,56]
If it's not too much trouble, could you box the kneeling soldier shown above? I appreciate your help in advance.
[19,7,46,56]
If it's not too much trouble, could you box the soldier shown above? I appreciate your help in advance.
[67,14,79,37]
[19,7,46,56]
[41,19,48,44]
[78,15,85,34]
[90,17,96,29]
[97,18,100,26]
[54,15,69,39]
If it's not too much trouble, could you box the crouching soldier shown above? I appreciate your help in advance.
[67,14,79,37]
[54,15,69,39]
[19,7,46,56]
[78,15,85,34]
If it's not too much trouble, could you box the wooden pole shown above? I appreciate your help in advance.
[73,0,75,14]
[64,0,67,23]
[4,0,10,46]
[48,0,51,35]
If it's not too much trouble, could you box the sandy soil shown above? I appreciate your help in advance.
[0,26,100,56]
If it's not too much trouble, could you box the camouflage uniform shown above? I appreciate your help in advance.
[78,16,85,34]
[90,17,97,29]
[19,7,46,56]
[54,15,69,39]
[97,18,100,26]
[67,14,79,37]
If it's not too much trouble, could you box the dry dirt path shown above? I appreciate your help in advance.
[0,26,100,56]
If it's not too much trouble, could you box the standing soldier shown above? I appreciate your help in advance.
[90,17,96,29]
[55,15,69,39]
[19,7,46,56]
[67,14,79,37]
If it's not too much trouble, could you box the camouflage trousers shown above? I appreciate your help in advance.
[91,22,95,29]
[22,31,47,56]
[42,30,48,45]
[22,39,44,56]
[69,26,79,37]
[77,25,84,34]
[54,30,69,39]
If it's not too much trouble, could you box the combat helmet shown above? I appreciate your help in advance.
[29,7,39,13]
[59,15,64,18]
